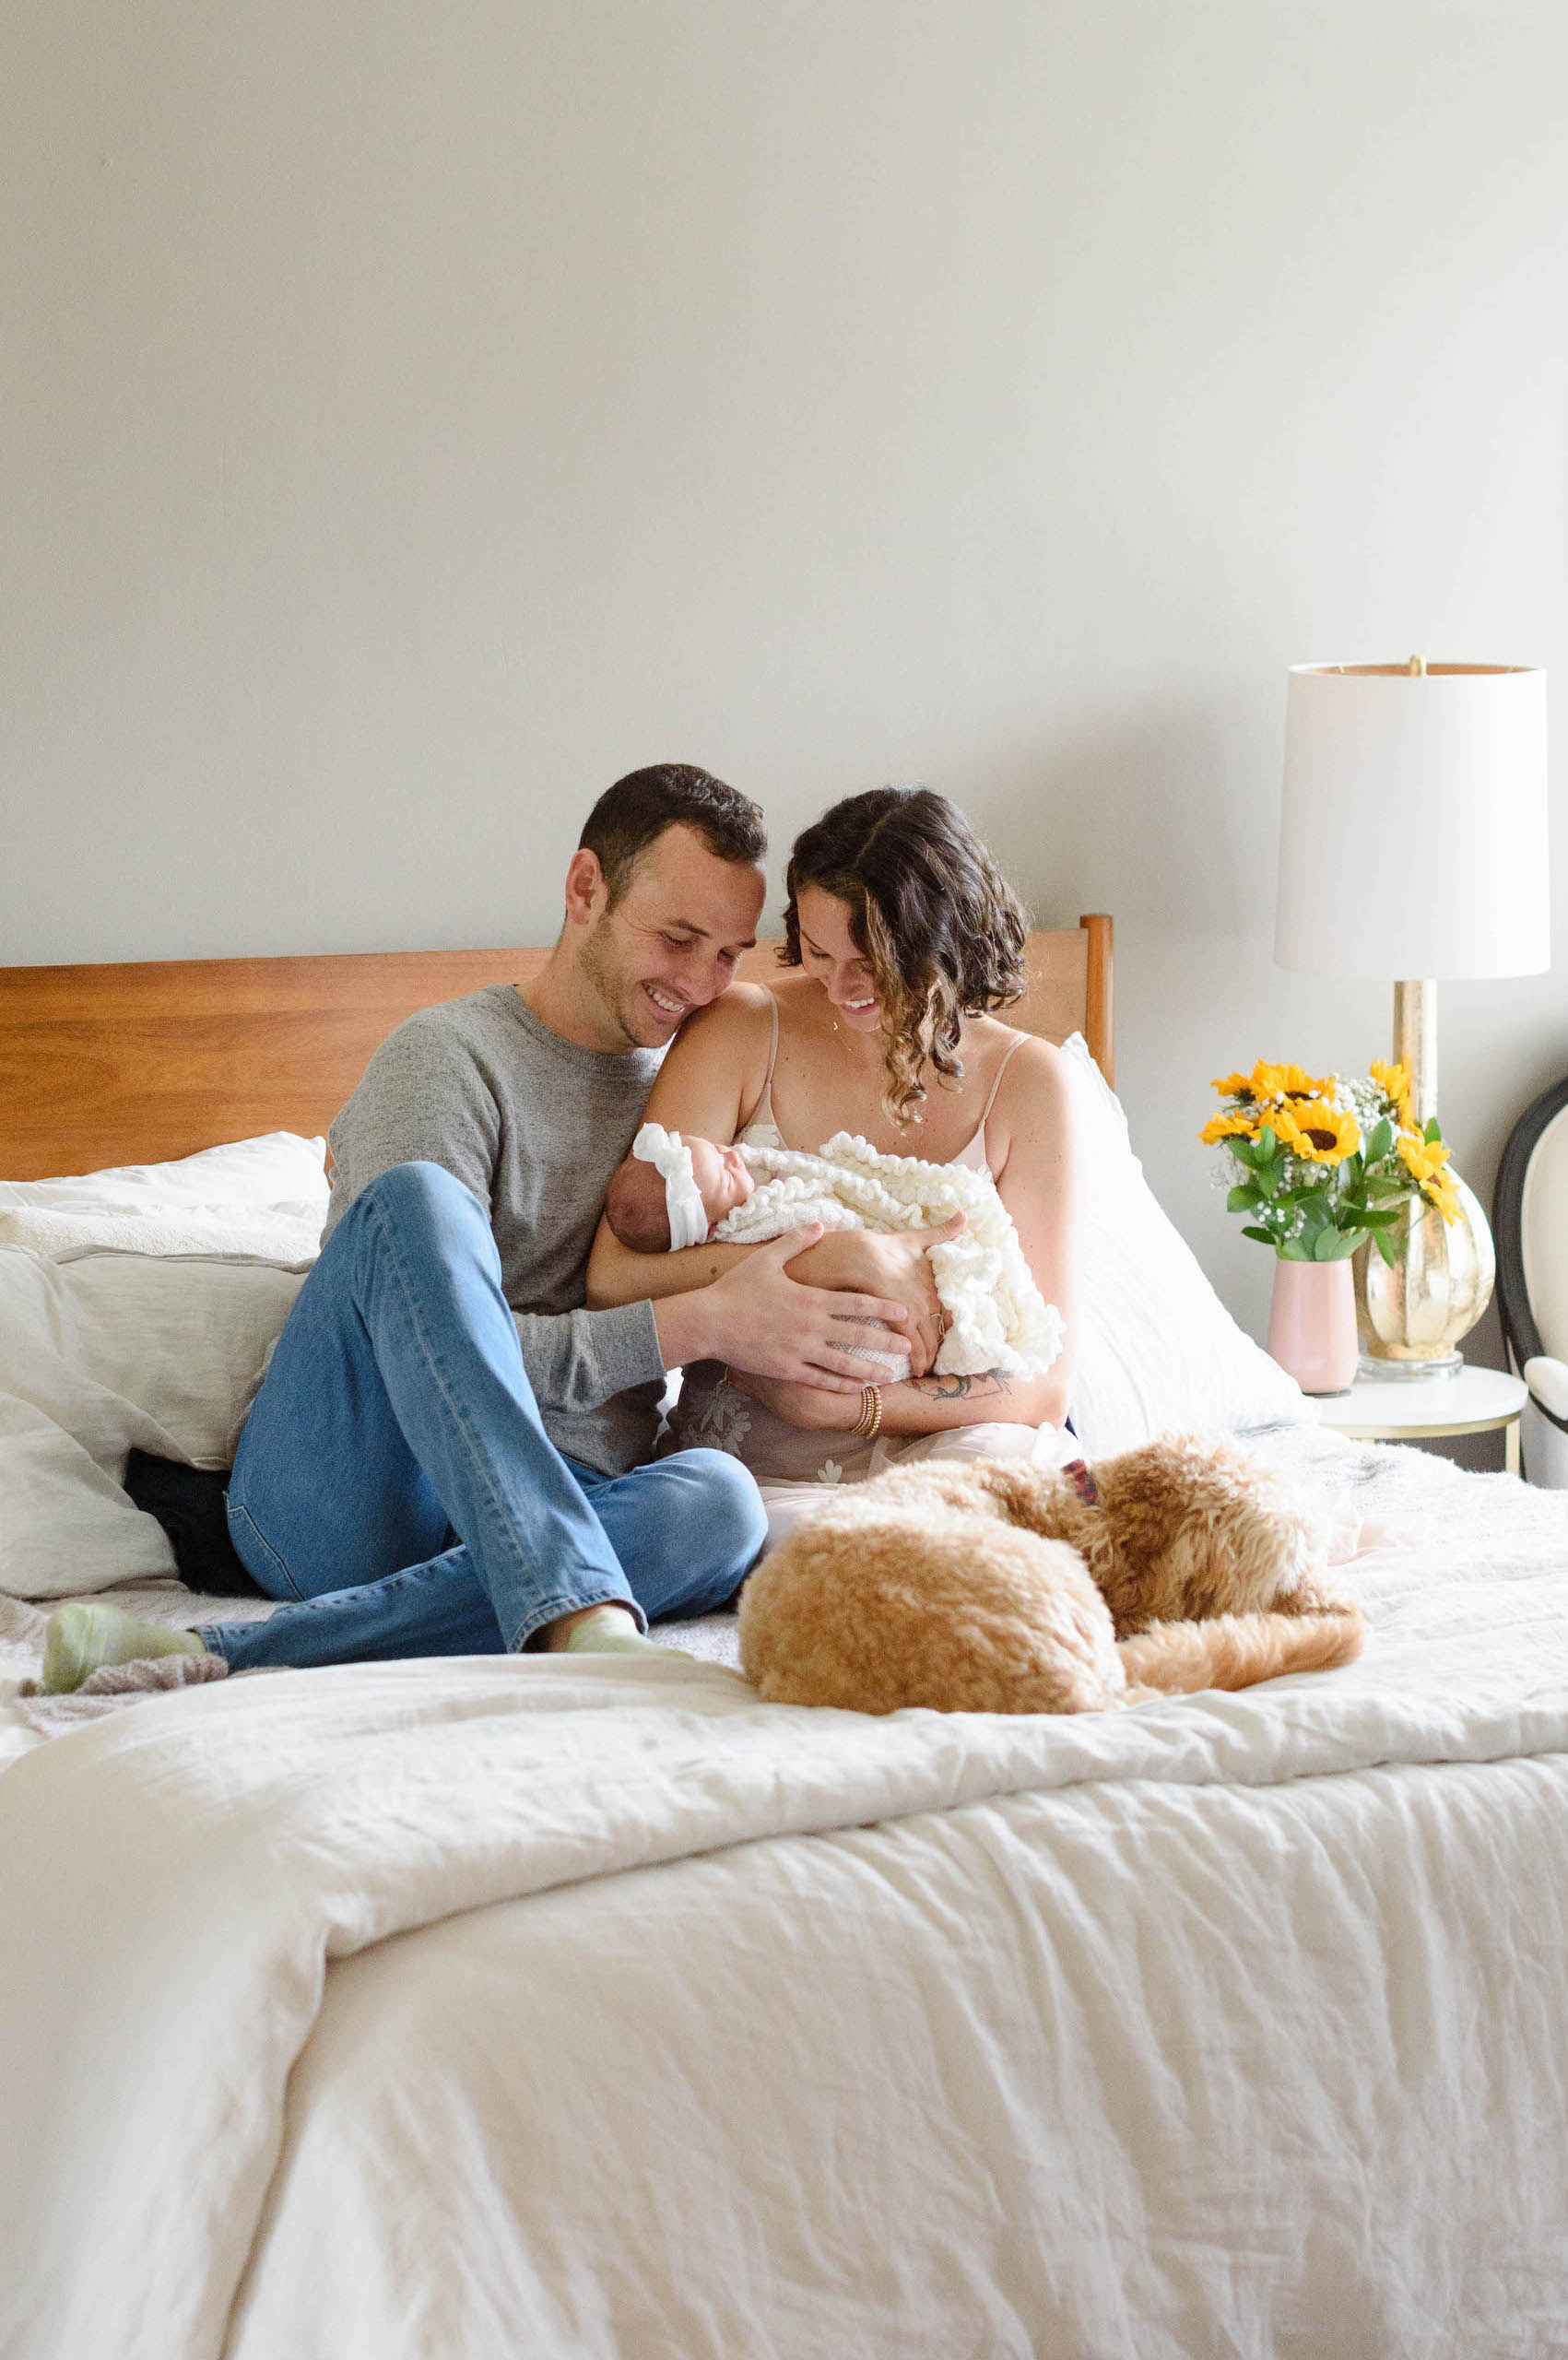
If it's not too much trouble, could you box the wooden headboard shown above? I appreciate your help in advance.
[0,917,1113,1181]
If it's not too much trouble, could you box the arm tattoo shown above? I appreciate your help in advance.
[909,1368,1014,1403]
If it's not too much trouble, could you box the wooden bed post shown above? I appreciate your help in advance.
[1079,914,1114,1089]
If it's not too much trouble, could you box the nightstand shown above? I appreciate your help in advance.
[1312,1364,1529,1474]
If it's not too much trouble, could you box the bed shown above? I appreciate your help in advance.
[3,926,1567,2360]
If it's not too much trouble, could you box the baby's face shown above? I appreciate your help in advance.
[688,1137,756,1227]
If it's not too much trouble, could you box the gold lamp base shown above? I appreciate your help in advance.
[1350,976,1495,1379]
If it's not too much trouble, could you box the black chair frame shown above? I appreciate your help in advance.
[1492,1072,1568,1436]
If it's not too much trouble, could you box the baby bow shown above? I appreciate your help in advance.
[631,1124,710,1250]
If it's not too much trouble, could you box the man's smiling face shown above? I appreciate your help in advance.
[576,822,765,1053]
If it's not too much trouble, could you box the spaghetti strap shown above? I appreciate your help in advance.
[737,988,783,1141]
[970,1032,1029,1169]
[978,1032,1028,1127]
[762,987,780,1088]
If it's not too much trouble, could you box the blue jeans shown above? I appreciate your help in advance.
[203,1162,766,1672]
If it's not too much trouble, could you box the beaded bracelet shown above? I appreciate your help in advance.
[851,1382,884,1442]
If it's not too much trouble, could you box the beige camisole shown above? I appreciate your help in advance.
[660,996,1033,1484]
[737,990,1025,1172]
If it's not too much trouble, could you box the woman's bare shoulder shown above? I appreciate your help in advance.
[764,970,821,1018]
[669,978,776,1050]
[985,1029,1073,1144]
[684,976,774,1033]
[643,981,777,1133]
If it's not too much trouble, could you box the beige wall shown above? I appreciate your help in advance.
[5,0,1565,1343]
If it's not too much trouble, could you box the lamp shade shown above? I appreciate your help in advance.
[1274,662,1550,979]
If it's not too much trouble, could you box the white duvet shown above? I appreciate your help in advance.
[4,1429,1568,2360]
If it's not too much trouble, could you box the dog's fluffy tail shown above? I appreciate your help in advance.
[1116,1603,1364,1697]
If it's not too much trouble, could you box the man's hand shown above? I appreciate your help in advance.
[791,1215,963,1377]
[726,1370,858,1430]
[693,1225,914,1392]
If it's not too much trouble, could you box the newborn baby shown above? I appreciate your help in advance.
[607,1127,758,1251]
[607,1124,1064,1381]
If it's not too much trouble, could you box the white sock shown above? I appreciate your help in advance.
[559,1605,690,1661]
[43,1602,208,1695]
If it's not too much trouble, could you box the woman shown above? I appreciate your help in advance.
[586,788,1079,1522]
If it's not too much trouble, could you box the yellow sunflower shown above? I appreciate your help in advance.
[1210,1070,1254,1098]
[1277,1100,1361,1163]
[1397,1133,1451,1186]
[1250,1059,1326,1105]
[1423,1171,1462,1224]
[1369,1057,1415,1127]
[1198,1111,1261,1147]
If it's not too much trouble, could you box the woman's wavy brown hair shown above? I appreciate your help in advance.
[781,788,1030,1125]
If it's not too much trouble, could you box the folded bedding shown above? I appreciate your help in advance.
[3,1428,1567,2360]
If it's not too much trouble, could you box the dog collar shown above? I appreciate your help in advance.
[1062,1457,1100,1505]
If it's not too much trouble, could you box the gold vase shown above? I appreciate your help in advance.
[1351,1167,1495,1379]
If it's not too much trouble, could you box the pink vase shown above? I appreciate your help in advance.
[1266,1257,1358,1395]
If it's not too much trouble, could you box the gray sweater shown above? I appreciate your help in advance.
[324,985,666,1476]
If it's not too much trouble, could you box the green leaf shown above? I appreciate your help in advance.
[1256,1124,1278,1162]
[1313,1229,1342,1261]
[1230,1137,1259,1169]
[1227,1185,1262,1213]
[1279,1238,1311,1260]
[1326,1231,1366,1259]
[1358,1206,1402,1229]
[1424,1116,1443,1143]
[1374,1229,1400,1268]
[1366,1117,1393,1162]
[1241,1225,1277,1246]
[1255,1162,1279,1199]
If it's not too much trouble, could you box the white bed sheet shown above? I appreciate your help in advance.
[5,1427,1568,2360]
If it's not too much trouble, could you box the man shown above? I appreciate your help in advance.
[44,764,931,1693]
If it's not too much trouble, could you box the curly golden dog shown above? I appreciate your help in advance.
[737,1434,1364,1716]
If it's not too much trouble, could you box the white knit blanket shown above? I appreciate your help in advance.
[715,1131,1065,1378]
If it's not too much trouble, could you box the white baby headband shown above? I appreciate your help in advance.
[631,1124,710,1250]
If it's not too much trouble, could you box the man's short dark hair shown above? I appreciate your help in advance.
[579,764,767,906]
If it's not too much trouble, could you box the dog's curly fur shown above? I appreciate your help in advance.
[737,1434,1364,1716]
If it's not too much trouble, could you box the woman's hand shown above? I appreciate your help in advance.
[727,1369,859,1431]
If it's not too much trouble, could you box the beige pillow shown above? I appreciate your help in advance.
[0,1245,309,1599]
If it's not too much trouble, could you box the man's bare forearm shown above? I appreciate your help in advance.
[650,1290,719,1371]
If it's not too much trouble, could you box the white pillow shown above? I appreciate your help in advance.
[0,1131,329,1222]
[1060,1033,1305,1457]
[0,1245,308,1599]
[0,1205,323,1262]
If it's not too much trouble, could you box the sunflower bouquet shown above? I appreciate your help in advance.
[1200,1058,1460,1264]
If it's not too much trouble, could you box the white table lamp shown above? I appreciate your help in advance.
[1275,658,1550,1375]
